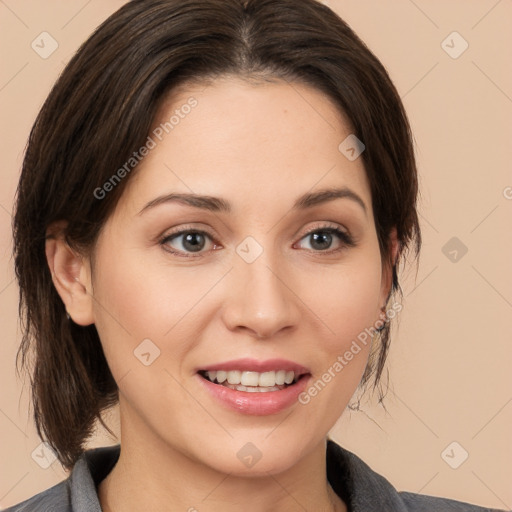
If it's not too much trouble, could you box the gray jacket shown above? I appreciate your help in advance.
[5,440,508,511]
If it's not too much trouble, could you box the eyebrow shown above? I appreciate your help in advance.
[137,186,367,216]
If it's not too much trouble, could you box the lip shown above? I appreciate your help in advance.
[196,371,311,415]
[197,358,310,375]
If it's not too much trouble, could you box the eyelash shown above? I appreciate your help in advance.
[158,224,355,259]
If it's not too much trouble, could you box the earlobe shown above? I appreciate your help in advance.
[45,222,95,326]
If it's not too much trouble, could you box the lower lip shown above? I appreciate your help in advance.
[196,373,311,415]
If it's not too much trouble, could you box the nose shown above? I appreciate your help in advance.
[221,253,301,340]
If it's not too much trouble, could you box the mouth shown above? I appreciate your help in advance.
[195,358,312,415]
[197,369,309,393]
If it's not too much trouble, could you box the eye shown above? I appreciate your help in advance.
[159,229,219,257]
[159,224,355,258]
[295,225,355,253]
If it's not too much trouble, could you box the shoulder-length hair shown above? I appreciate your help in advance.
[12,0,421,469]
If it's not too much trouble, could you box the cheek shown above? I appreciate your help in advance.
[295,251,383,405]
[294,260,383,424]
[89,245,225,377]
[304,255,383,348]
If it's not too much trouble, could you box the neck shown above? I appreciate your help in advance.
[98,409,346,512]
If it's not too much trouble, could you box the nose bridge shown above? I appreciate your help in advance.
[222,243,299,338]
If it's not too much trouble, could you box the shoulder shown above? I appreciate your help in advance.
[3,445,120,512]
[326,439,507,512]
[399,491,506,512]
[2,480,71,512]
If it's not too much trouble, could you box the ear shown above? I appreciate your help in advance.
[379,227,400,309]
[45,221,95,326]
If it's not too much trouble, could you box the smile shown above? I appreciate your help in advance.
[199,369,302,392]
[196,359,312,415]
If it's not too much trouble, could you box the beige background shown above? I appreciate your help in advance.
[0,0,511,509]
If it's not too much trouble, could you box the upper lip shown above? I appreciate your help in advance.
[198,358,310,375]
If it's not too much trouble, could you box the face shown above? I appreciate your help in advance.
[79,77,392,475]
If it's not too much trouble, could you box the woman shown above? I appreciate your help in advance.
[8,0,505,511]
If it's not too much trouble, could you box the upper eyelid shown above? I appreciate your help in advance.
[161,222,348,241]
[161,226,218,242]
[301,222,348,235]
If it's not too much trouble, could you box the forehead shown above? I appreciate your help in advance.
[117,77,371,218]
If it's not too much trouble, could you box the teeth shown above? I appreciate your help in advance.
[241,371,259,386]
[224,383,284,392]
[258,371,275,387]
[275,370,286,385]
[227,370,241,384]
[203,369,300,387]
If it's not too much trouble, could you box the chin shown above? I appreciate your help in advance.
[188,433,313,477]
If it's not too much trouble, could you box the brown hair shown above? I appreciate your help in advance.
[12,0,421,469]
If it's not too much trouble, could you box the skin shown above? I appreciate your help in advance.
[46,77,398,512]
